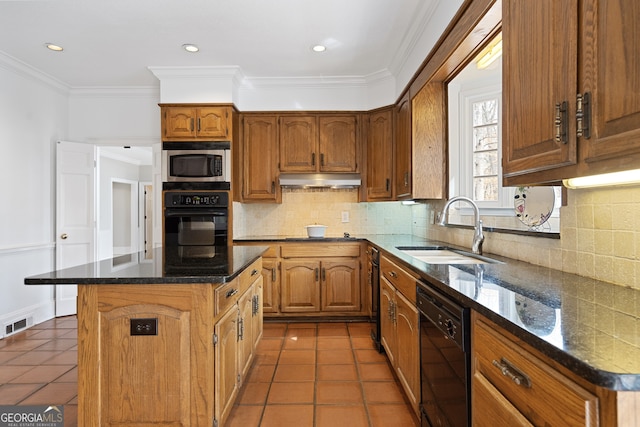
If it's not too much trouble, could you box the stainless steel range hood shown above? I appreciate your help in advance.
[279,173,361,188]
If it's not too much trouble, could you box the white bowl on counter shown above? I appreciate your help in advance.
[305,225,327,238]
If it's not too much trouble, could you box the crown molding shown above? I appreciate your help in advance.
[240,69,394,90]
[0,50,70,95]
[388,0,442,76]
[148,65,244,81]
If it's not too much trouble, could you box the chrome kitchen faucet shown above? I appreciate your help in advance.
[438,196,485,255]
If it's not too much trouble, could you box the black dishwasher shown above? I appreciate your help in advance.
[417,283,470,427]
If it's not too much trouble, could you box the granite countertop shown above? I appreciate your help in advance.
[236,234,363,242]
[24,245,267,285]
[236,234,640,391]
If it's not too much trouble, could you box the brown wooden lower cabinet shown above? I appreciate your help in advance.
[472,312,600,426]
[280,259,321,312]
[237,242,367,318]
[216,273,263,426]
[379,254,420,416]
[77,259,262,427]
[261,257,279,313]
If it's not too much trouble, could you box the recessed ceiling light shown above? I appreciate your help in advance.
[45,43,63,52]
[182,44,199,53]
[312,45,326,52]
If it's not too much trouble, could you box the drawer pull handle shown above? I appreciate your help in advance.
[251,269,259,276]
[492,358,531,388]
[226,289,239,299]
[389,271,398,278]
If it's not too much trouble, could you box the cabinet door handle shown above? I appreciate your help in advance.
[315,267,319,281]
[226,288,238,299]
[576,92,591,139]
[252,294,259,316]
[271,268,277,282]
[197,117,201,132]
[386,178,390,192]
[554,101,568,144]
[492,358,532,388]
[322,267,326,281]
[271,181,276,194]
[320,153,325,166]
[312,152,316,166]
[190,118,195,132]
[238,318,244,341]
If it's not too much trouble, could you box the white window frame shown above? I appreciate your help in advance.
[448,77,561,225]
[449,81,514,216]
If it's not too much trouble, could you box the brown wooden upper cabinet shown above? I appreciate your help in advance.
[393,84,446,201]
[394,94,412,199]
[238,114,281,203]
[366,107,394,201]
[279,114,359,173]
[502,0,640,185]
[161,105,233,141]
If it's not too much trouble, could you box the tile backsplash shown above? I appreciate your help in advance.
[418,184,640,290]
[233,185,640,290]
[233,189,413,238]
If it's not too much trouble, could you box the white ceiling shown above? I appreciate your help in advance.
[0,0,442,88]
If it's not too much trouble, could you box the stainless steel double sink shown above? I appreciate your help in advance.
[396,246,501,265]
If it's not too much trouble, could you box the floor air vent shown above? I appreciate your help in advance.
[4,316,33,337]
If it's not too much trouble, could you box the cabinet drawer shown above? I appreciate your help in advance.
[215,260,261,316]
[473,317,598,426]
[215,279,241,316]
[281,243,360,258]
[237,258,262,295]
[380,256,417,304]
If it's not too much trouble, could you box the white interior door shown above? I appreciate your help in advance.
[55,141,96,316]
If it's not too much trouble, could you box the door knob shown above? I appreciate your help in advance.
[60,233,68,240]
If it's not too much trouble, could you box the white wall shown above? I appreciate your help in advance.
[68,87,160,141]
[0,54,69,335]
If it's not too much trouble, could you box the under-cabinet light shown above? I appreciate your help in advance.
[476,35,502,70]
[563,169,640,189]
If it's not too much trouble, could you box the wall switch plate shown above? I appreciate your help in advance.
[341,211,349,223]
[130,318,158,336]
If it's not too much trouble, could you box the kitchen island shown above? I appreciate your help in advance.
[25,245,266,427]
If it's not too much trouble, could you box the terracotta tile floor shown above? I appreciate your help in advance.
[227,322,419,427]
[0,316,78,426]
[0,317,419,427]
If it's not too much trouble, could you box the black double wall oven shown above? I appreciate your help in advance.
[162,141,231,274]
